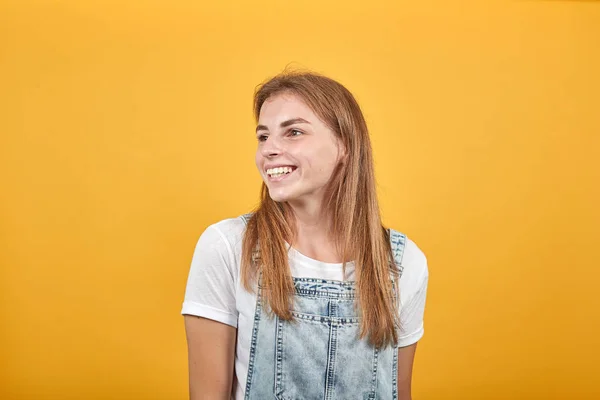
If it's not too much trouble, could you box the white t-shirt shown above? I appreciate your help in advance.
[181,215,429,400]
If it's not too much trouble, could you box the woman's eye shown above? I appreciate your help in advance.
[257,134,268,142]
[289,129,303,137]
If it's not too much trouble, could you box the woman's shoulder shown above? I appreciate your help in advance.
[201,214,249,247]
[189,214,250,270]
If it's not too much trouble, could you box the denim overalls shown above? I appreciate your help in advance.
[240,214,406,400]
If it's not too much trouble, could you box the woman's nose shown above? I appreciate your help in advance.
[261,136,282,157]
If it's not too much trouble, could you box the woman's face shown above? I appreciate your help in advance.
[255,92,345,208]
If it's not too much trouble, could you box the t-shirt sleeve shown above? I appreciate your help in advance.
[396,239,429,347]
[181,223,239,328]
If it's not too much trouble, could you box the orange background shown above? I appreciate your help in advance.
[1,1,599,399]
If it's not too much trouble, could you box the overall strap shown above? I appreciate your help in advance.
[389,228,407,277]
[240,212,254,226]
[240,213,262,285]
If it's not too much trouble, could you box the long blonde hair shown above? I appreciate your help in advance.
[241,70,399,348]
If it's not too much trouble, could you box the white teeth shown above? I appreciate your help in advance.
[267,166,294,176]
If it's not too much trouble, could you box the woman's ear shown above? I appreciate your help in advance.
[337,141,348,164]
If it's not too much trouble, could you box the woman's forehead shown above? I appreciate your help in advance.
[259,93,314,121]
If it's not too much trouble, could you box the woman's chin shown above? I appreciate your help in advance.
[267,187,296,203]
[268,193,291,203]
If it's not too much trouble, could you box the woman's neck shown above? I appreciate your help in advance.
[287,202,344,263]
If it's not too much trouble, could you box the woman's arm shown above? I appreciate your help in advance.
[397,342,418,400]
[395,237,429,399]
[184,315,236,400]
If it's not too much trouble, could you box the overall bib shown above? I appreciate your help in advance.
[241,214,406,400]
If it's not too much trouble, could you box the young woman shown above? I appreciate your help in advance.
[181,71,429,400]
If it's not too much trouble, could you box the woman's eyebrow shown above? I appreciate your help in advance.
[256,118,311,133]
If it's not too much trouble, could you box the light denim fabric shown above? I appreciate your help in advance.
[240,214,406,400]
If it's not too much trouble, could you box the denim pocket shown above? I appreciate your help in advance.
[273,314,331,399]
